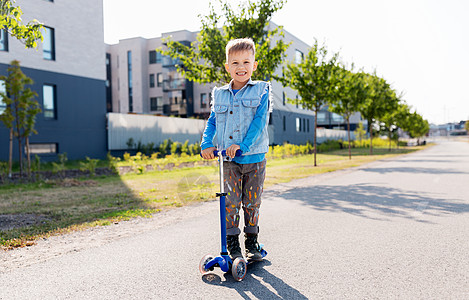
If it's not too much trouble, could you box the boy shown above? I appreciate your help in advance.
[201,38,272,261]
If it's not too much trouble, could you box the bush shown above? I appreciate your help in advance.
[158,139,172,156]
[0,161,8,183]
[317,140,342,153]
[171,141,182,156]
[398,141,408,147]
[52,153,68,177]
[181,140,189,155]
[189,142,201,156]
[79,157,99,177]
[123,152,131,161]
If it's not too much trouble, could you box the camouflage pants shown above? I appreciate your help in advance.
[223,159,266,236]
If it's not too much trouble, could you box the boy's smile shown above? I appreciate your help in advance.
[225,50,258,90]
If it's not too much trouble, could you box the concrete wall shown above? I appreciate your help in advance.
[107,112,354,153]
[107,113,206,150]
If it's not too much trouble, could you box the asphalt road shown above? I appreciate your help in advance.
[1,140,468,299]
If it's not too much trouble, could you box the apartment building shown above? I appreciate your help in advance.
[106,24,361,145]
[0,0,108,161]
[106,30,211,119]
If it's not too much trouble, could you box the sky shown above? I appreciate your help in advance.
[103,0,469,125]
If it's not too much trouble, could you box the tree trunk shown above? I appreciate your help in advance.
[14,99,23,176]
[314,107,318,167]
[347,117,351,160]
[26,136,31,178]
[388,130,392,152]
[17,137,22,176]
[369,119,373,155]
[8,128,13,178]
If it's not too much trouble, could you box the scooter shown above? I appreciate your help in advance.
[199,149,267,281]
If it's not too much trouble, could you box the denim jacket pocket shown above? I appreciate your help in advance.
[241,98,261,108]
[214,105,229,113]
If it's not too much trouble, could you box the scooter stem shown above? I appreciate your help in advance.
[218,155,228,255]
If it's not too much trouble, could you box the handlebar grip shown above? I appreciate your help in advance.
[200,149,243,157]
[214,150,242,157]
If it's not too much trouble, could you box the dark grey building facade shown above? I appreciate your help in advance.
[0,0,107,161]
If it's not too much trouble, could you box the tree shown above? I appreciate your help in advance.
[407,111,429,145]
[358,73,398,155]
[0,0,43,48]
[465,120,469,134]
[277,40,340,166]
[379,97,407,151]
[329,65,364,159]
[354,122,366,145]
[0,60,41,178]
[392,102,411,149]
[159,0,289,85]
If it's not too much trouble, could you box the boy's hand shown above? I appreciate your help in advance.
[226,144,241,158]
[201,147,217,160]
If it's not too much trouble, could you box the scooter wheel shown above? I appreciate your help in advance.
[231,257,247,281]
[199,254,214,274]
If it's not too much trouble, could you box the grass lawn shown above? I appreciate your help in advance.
[0,145,428,249]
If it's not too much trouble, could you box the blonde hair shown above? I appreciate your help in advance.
[225,38,256,62]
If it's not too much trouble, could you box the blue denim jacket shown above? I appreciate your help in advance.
[201,79,272,160]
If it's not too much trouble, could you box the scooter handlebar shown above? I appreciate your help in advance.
[214,149,242,157]
[200,149,243,158]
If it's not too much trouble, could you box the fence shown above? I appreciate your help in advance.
[107,113,206,150]
[316,128,356,144]
[107,113,356,151]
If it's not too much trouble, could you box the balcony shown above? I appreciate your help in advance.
[163,79,186,91]
[171,102,187,115]
[162,56,181,68]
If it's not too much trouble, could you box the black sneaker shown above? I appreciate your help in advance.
[227,234,243,260]
[245,233,263,261]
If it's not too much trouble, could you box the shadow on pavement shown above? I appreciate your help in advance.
[273,183,469,222]
[360,167,468,175]
[202,260,308,299]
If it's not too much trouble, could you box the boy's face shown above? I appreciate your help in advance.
[225,50,258,89]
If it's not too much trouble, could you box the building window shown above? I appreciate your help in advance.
[307,119,310,132]
[296,118,301,132]
[0,80,6,114]
[127,51,132,112]
[149,50,162,64]
[28,143,57,155]
[157,73,163,87]
[317,112,326,123]
[43,84,56,119]
[42,26,55,60]
[149,50,156,64]
[282,91,285,106]
[150,97,163,111]
[0,28,8,51]
[200,93,208,108]
[269,112,273,125]
[149,74,155,88]
[295,49,303,64]
[283,116,286,131]
[332,113,344,123]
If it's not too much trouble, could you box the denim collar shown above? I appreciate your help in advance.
[220,78,255,91]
